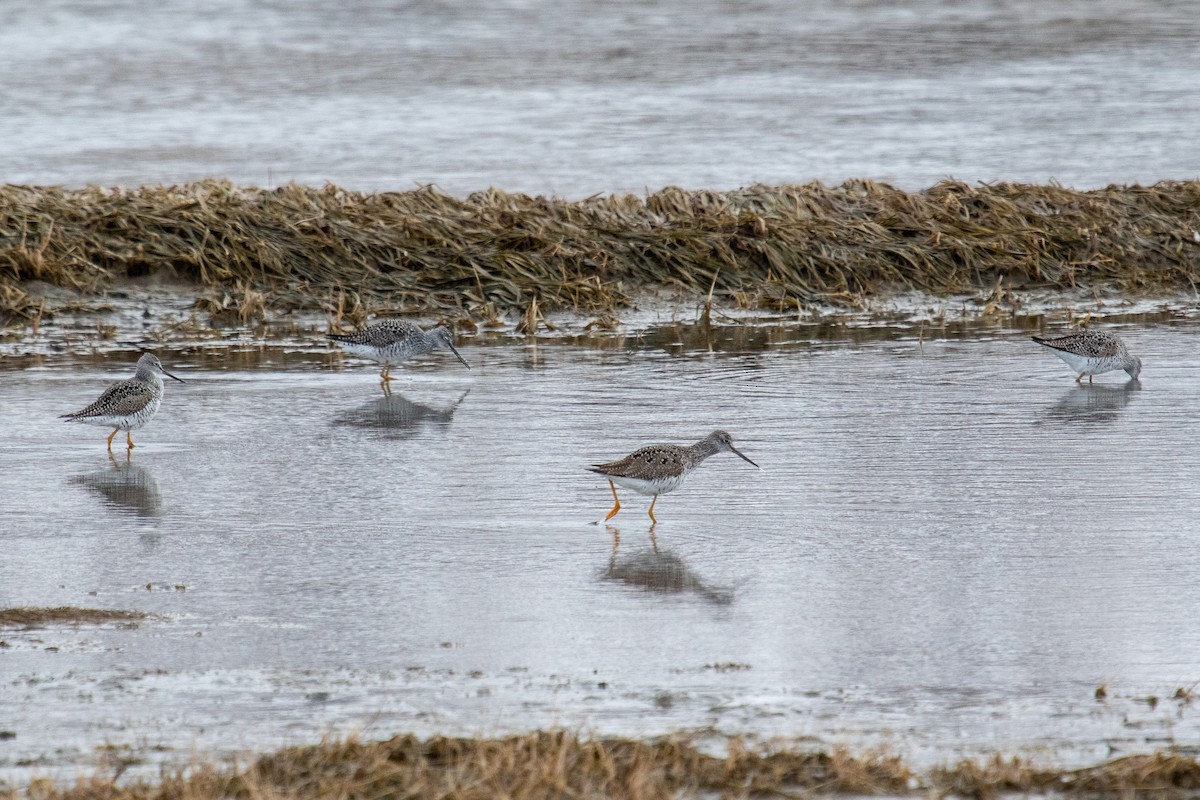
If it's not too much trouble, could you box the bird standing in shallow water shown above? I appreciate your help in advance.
[327,319,470,388]
[1031,328,1142,383]
[588,430,759,523]
[61,353,185,451]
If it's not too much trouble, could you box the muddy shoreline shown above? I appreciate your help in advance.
[1,274,1195,362]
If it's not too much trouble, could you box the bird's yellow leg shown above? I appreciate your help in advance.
[126,430,136,449]
[106,428,119,451]
[1075,372,1084,383]
[647,495,658,524]
[603,480,621,521]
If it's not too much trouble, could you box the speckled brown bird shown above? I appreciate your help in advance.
[61,353,185,451]
[328,319,470,385]
[1032,328,1141,383]
[587,430,759,523]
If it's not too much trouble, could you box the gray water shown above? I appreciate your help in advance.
[2,318,1200,777]
[1,0,1198,194]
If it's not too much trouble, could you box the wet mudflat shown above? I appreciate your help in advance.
[2,317,1200,779]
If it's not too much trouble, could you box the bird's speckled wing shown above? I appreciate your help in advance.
[62,379,155,419]
[328,319,422,347]
[588,445,689,480]
[1033,330,1121,358]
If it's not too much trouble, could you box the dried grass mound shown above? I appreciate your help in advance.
[8,732,913,800]
[7,732,1200,800]
[930,751,1200,798]
[1,179,1199,324]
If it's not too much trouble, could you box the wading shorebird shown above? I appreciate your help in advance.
[588,430,760,523]
[1031,328,1142,383]
[61,353,185,451]
[327,319,470,386]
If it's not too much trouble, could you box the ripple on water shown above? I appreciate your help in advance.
[1,324,1199,774]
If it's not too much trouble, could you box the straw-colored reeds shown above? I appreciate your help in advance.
[2,179,1199,326]
[6,731,1200,800]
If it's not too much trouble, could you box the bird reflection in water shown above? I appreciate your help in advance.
[602,526,733,605]
[69,452,162,517]
[1042,381,1140,425]
[332,389,469,438]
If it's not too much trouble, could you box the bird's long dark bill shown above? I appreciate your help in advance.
[162,369,185,383]
[730,446,759,468]
[446,342,471,369]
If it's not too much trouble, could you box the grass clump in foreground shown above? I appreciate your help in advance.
[7,732,1200,800]
[1,179,1199,327]
[0,606,148,628]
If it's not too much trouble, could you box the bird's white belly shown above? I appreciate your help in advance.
[337,342,394,364]
[610,473,688,496]
[1051,350,1116,375]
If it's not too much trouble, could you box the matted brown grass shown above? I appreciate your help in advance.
[931,752,1200,798]
[0,606,148,628]
[2,179,1199,326]
[6,733,913,799]
[5,732,1200,800]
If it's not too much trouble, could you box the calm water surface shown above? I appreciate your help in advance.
[0,0,1197,192]
[2,319,1199,775]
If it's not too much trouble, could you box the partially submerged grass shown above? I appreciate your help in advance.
[6,731,1200,799]
[5,733,912,799]
[0,606,148,628]
[932,752,1200,799]
[2,179,1199,327]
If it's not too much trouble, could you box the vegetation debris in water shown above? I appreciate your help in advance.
[0,606,148,628]
[6,731,1200,799]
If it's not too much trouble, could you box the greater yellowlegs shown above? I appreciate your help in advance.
[328,319,470,386]
[1032,328,1141,383]
[588,430,759,523]
[61,353,184,451]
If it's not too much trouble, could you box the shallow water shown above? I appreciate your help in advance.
[2,318,1200,777]
[1,0,1198,193]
